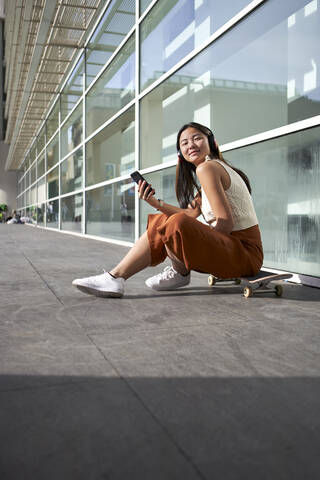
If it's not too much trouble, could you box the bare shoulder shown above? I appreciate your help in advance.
[196,160,223,177]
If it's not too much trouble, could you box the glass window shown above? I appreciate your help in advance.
[37,126,45,154]
[61,148,83,194]
[140,0,251,91]
[31,162,37,185]
[31,185,37,205]
[86,107,134,187]
[47,166,59,199]
[86,0,135,88]
[38,153,45,178]
[86,34,135,136]
[61,55,84,121]
[47,101,59,142]
[61,102,83,158]
[139,166,178,234]
[37,203,46,226]
[61,194,83,233]
[46,199,59,228]
[86,179,135,242]
[47,134,59,170]
[226,126,320,277]
[140,0,319,169]
[38,177,46,204]
[140,0,153,15]
[30,145,36,165]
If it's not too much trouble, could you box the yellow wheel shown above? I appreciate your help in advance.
[275,284,283,297]
[208,275,216,286]
[243,286,253,298]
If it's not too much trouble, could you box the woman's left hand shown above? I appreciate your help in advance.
[138,180,156,203]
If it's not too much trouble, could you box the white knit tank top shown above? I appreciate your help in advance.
[200,158,258,231]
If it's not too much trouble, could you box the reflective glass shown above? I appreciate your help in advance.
[86,107,134,187]
[61,148,83,194]
[37,126,45,154]
[61,102,83,159]
[37,203,46,225]
[31,162,36,185]
[86,34,135,136]
[141,0,319,169]
[47,101,59,142]
[47,166,59,199]
[226,126,320,277]
[31,185,37,205]
[61,55,84,121]
[86,179,135,242]
[30,145,36,165]
[140,0,153,15]
[61,194,83,233]
[46,199,59,228]
[140,0,250,90]
[38,177,46,204]
[86,0,135,88]
[139,166,178,234]
[38,153,45,178]
[47,134,59,170]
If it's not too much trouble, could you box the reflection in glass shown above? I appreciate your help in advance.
[61,149,83,194]
[47,134,59,170]
[86,179,135,242]
[226,126,320,277]
[31,163,36,185]
[139,166,178,234]
[38,154,45,178]
[86,34,135,136]
[37,203,46,226]
[141,0,319,169]
[47,101,59,142]
[38,177,46,204]
[86,0,135,88]
[140,0,250,90]
[140,0,153,15]
[61,194,83,233]
[37,126,45,154]
[61,55,84,121]
[47,166,59,199]
[86,107,134,187]
[31,185,37,205]
[61,102,83,158]
[46,199,59,228]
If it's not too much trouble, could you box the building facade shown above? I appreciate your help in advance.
[8,0,320,284]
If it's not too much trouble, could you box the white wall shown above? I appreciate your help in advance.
[0,142,17,214]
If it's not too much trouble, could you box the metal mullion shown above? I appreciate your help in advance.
[138,0,159,23]
[84,173,133,193]
[82,49,86,235]
[59,188,84,200]
[59,142,83,165]
[135,0,140,242]
[60,94,83,130]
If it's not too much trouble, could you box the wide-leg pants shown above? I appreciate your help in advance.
[147,213,263,278]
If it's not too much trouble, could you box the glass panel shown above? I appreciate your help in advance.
[86,107,134,187]
[140,0,318,169]
[47,134,59,170]
[38,177,46,204]
[46,199,59,228]
[25,189,30,206]
[61,194,83,233]
[226,126,320,277]
[47,166,59,199]
[37,203,46,225]
[86,179,135,242]
[61,148,83,194]
[61,102,83,158]
[30,145,36,165]
[86,0,135,88]
[140,0,153,15]
[47,100,60,141]
[139,166,178,234]
[31,162,36,185]
[37,126,45,153]
[30,205,37,223]
[61,55,84,121]
[86,34,135,136]
[31,185,37,205]
[140,0,250,90]
[38,153,45,178]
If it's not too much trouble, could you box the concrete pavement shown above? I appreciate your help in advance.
[0,223,320,480]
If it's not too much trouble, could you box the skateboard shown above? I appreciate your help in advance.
[207,272,293,297]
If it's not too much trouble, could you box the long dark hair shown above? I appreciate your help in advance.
[175,122,251,208]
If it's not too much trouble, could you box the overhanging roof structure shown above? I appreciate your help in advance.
[4,0,106,171]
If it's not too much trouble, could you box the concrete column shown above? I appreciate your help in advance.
[0,141,17,215]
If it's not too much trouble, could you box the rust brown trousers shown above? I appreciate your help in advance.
[147,212,263,278]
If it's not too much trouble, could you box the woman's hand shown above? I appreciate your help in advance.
[138,180,157,206]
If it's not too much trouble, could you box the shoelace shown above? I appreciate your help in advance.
[155,266,178,280]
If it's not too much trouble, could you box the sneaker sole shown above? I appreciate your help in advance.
[145,279,190,291]
[75,285,123,298]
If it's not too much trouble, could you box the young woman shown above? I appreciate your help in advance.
[72,122,263,297]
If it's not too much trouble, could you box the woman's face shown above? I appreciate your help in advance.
[179,127,211,167]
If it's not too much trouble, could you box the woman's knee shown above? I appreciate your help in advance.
[164,212,190,230]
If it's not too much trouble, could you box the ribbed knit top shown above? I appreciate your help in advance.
[200,158,258,231]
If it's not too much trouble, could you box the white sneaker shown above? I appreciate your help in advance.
[72,271,124,298]
[145,266,190,291]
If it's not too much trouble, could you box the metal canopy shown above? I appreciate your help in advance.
[4,0,105,171]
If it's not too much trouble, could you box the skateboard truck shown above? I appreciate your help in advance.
[207,272,293,298]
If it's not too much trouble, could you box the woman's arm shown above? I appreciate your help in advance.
[138,180,201,218]
[196,161,234,234]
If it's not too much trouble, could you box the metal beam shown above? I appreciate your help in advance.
[5,0,59,169]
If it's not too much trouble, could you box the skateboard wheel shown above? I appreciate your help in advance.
[243,286,253,298]
[208,275,216,286]
[275,284,283,297]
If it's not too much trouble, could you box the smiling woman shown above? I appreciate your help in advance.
[72,121,263,298]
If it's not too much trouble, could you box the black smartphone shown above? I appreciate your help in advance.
[130,170,148,185]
